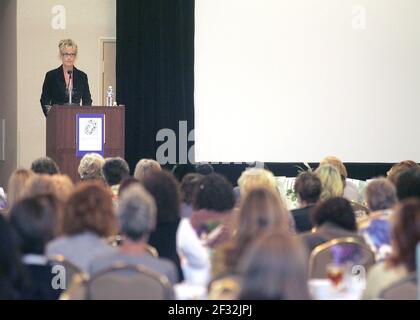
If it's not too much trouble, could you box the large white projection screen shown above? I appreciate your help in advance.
[194,0,420,163]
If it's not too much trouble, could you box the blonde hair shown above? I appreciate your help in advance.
[58,39,78,56]
[134,159,162,181]
[237,168,278,198]
[315,164,344,201]
[7,169,34,210]
[320,156,348,178]
[78,153,105,181]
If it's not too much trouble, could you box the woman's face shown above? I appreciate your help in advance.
[61,46,77,69]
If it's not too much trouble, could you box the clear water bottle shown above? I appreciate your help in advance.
[106,86,114,106]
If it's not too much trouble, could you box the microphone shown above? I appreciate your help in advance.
[67,70,73,104]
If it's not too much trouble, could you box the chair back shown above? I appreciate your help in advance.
[107,235,159,257]
[49,255,87,290]
[85,263,173,300]
[380,273,418,300]
[308,237,375,279]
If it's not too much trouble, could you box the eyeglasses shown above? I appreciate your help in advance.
[62,53,76,57]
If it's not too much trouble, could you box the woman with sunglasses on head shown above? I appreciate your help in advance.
[40,39,92,117]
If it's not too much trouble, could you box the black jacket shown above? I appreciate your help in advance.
[40,65,92,117]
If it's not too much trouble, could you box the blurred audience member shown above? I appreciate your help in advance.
[78,153,105,181]
[363,199,420,299]
[212,187,292,279]
[358,178,397,261]
[134,159,161,181]
[300,197,361,253]
[46,181,117,272]
[195,163,214,176]
[292,171,322,233]
[9,195,61,299]
[387,160,419,186]
[0,215,24,299]
[6,169,34,215]
[238,231,310,300]
[30,157,60,175]
[315,164,344,201]
[191,173,236,248]
[142,170,184,282]
[320,156,360,202]
[102,157,130,198]
[395,167,420,201]
[89,185,178,285]
[180,173,203,218]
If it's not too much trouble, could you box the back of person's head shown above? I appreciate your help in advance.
[180,173,204,205]
[133,159,161,181]
[237,168,278,198]
[236,188,291,258]
[23,174,56,199]
[311,197,357,231]
[320,156,348,179]
[195,163,214,176]
[118,177,141,197]
[78,153,105,181]
[294,171,322,205]
[62,181,117,237]
[388,198,420,272]
[193,173,235,213]
[9,195,59,255]
[315,164,344,201]
[118,185,157,242]
[102,157,130,186]
[365,178,397,211]
[7,169,34,211]
[387,160,419,185]
[395,168,420,201]
[30,157,60,175]
[238,231,310,300]
[50,174,74,203]
[141,170,180,223]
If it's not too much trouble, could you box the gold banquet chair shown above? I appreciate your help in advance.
[49,255,88,290]
[62,262,173,300]
[379,273,418,300]
[308,237,375,279]
[107,235,159,257]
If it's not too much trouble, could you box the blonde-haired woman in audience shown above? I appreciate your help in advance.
[363,199,420,299]
[237,168,278,199]
[315,164,344,201]
[133,158,162,181]
[320,155,360,202]
[77,153,105,181]
[5,169,34,216]
[211,187,293,280]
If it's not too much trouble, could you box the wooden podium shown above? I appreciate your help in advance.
[46,105,125,182]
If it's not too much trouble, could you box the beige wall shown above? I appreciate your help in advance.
[0,0,17,188]
[0,0,116,188]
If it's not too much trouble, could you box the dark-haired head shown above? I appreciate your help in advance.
[193,173,235,213]
[142,170,181,223]
[396,168,420,201]
[102,157,130,186]
[31,157,60,175]
[311,197,357,231]
[294,171,322,205]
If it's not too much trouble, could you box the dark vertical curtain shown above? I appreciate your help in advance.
[116,0,194,172]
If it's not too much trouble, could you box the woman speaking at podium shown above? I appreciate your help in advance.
[40,39,92,117]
